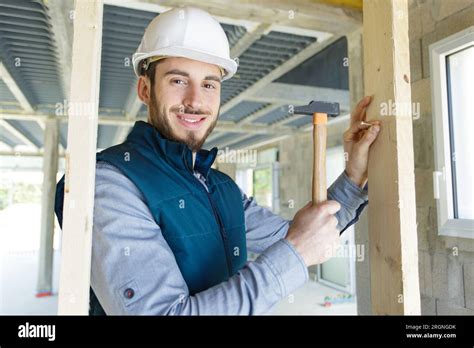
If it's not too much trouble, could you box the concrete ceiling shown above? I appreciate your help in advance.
[0,0,356,154]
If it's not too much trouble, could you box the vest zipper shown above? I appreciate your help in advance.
[188,172,233,277]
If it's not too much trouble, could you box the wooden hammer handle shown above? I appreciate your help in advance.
[312,113,327,205]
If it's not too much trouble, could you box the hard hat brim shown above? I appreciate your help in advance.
[133,46,238,81]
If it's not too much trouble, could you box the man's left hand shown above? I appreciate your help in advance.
[343,96,381,188]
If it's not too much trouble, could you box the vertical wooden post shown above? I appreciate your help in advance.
[363,0,421,314]
[37,118,59,295]
[58,0,103,315]
[347,27,374,314]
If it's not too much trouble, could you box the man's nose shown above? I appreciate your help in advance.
[182,84,202,112]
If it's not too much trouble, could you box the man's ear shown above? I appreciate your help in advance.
[137,75,151,105]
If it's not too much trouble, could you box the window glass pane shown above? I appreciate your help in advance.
[253,167,272,209]
[447,46,474,219]
[235,168,253,197]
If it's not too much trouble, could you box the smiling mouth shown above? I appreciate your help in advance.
[176,113,207,129]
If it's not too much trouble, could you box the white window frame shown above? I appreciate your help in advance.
[429,26,474,239]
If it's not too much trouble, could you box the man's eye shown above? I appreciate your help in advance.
[172,79,186,85]
[204,83,216,89]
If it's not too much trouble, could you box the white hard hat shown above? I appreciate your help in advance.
[132,7,238,81]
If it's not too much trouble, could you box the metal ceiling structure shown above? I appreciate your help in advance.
[0,0,350,155]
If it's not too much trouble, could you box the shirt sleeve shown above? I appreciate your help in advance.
[91,162,308,315]
[243,171,369,253]
[327,171,368,232]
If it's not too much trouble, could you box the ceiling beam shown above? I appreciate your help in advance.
[228,113,350,151]
[238,103,286,125]
[246,82,350,112]
[104,0,361,35]
[0,119,37,149]
[0,63,34,113]
[230,23,272,58]
[0,112,296,135]
[220,35,342,114]
[271,114,308,127]
[0,150,66,157]
[0,63,42,149]
[312,0,362,10]
[103,0,257,29]
[214,133,256,149]
[204,131,225,145]
[0,141,13,151]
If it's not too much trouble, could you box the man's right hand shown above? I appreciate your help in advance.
[285,200,341,267]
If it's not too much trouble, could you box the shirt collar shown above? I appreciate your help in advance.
[126,121,218,179]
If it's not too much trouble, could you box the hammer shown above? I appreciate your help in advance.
[293,101,340,205]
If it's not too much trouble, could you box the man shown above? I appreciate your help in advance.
[55,7,380,315]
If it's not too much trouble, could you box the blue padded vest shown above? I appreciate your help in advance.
[55,121,247,314]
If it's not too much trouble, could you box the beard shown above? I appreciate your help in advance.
[148,87,219,152]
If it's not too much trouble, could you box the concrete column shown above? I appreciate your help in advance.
[347,28,373,314]
[37,118,59,295]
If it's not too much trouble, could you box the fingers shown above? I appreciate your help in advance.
[350,95,372,124]
[344,119,381,142]
[357,124,381,150]
[319,200,341,215]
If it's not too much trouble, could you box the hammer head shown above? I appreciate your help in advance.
[293,101,340,117]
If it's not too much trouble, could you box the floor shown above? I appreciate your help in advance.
[270,279,357,315]
[0,203,356,315]
[0,249,60,315]
[0,202,60,315]
[0,247,356,315]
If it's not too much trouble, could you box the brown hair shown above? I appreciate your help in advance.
[139,59,162,87]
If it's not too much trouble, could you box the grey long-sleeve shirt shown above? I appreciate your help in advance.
[91,161,368,315]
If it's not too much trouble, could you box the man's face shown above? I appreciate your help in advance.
[142,57,222,151]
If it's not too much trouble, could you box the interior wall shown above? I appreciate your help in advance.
[216,0,474,316]
[267,0,474,316]
[408,0,474,315]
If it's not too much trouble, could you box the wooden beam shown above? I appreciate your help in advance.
[346,26,373,314]
[363,0,420,315]
[57,0,103,315]
[104,0,361,35]
[310,0,362,10]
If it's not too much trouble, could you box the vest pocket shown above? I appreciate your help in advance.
[156,192,218,241]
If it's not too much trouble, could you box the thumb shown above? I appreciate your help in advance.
[358,124,380,149]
